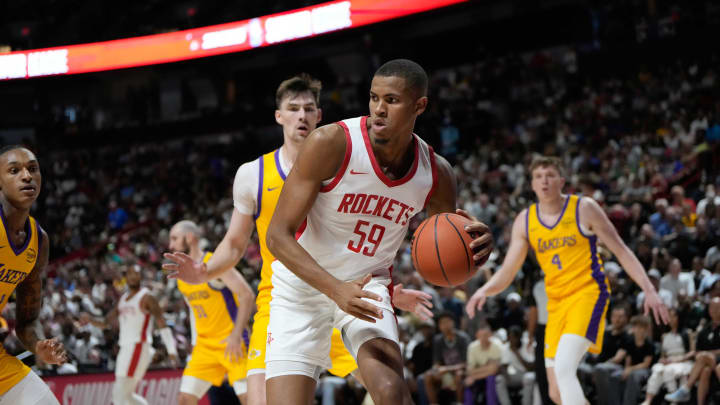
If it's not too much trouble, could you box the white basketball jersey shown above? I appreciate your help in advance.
[118,287,153,346]
[272,116,437,289]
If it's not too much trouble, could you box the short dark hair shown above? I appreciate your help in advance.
[529,155,565,177]
[374,59,428,98]
[275,73,322,109]
[611,302,630,316]
[0,144,28,157]
[630,315,651,328]
[436,311,456,324]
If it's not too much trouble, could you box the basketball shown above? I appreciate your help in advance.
[411,213,488,287]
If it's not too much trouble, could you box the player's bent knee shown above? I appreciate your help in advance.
[371,377,407,405]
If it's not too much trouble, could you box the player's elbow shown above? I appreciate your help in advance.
[266,222,285,258]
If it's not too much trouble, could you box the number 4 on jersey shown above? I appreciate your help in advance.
[551,254,562,270]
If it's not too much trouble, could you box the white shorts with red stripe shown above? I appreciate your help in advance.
[266,275,397,372]
[115,343,154,378]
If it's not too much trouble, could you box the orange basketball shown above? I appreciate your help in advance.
[411,213,487,287]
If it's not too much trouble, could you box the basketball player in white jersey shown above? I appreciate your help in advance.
[164,73,435,405]
[93,264,178,405]
[262,59,492,405]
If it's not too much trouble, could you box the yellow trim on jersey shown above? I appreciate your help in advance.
[254,149,286,307]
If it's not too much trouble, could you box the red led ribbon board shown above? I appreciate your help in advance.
[0,0,466,80]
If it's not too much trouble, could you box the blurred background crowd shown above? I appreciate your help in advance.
[2,0,720,404]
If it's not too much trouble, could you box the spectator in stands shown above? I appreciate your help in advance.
[665,297,720,403]
[501,292,525,332]
[691,256,712,293]
[612,315,654,405]
[696,185,717,216]
[693,220,716,263]
[671,185,696,212]
[439,287,465,323]
[661,258,696,306]
[650,198,672,237]
[463,321,501,405]
[409,320,436,399]
[637,269,674,311]
[590,304,631,405]
[642,308,694,405]
[704,230,720,270]
[496,326,535,405]
[422,312,469,405]
[108,200,129,230]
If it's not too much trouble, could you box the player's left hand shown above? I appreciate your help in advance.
[221,330,246,363]
[36,337,67,365]
[455,209,494,265]
[643,288,670,325]
[392,284,433,321]
[162,252,208,284]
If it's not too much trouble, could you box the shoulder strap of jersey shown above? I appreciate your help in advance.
[253,154,265,220]
[255,148,286,220]
[320,121,353,193]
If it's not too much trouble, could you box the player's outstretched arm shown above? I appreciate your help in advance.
[88,307,117,329]
[266,124,383,323]
[16,230,68,365]
[205,209,256,280]
[219,269,255,362]
[164,208,255,284]
[580,197,670,325]
[466,211,530,318]
[142,294,178,365]
[426,155,494,265]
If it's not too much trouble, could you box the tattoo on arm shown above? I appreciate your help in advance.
[15,231,48,353]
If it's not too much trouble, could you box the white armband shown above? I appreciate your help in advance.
[159,327,177,356]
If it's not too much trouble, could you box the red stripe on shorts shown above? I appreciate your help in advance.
[127,343,142,377]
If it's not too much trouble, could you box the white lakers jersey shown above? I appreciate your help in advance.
[272,116,437,291]
[118,287,153,346]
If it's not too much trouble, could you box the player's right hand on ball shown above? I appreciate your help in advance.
[162,252,208,285]
[465,288,487,319]
[332,274,384,323]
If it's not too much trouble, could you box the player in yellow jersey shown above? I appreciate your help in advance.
[0,145,67,405]
[466,156,669,405]
[164,74,433,405]
[168,220,255,405]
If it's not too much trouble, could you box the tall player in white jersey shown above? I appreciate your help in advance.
[93,264,178,405]
[163,73,435,405]
[264,59,493,405]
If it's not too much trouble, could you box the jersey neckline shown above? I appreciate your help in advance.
[535,195,571,230]
[360,116,419,188]
[0,205,32,256]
